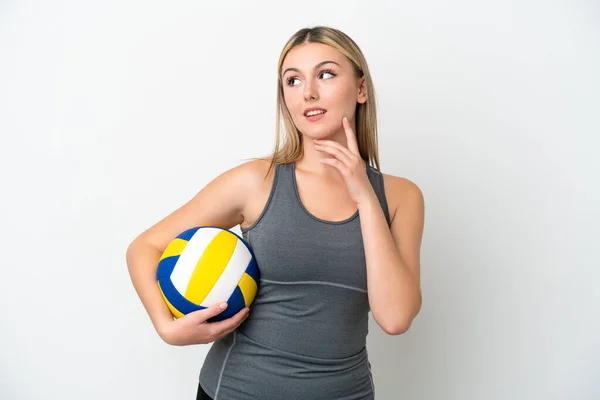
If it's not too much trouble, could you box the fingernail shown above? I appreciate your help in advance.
[219,303,228,310]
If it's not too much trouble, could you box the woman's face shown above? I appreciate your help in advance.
[281,42,366,140]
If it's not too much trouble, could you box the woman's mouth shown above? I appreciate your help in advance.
[304,109,327,122]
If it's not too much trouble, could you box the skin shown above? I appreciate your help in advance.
[126,42,424,346]
[277,42,369,222]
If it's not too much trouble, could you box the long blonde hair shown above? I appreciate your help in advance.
[250,26,380,178]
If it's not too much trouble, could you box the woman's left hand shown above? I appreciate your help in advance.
[313,116,375,206]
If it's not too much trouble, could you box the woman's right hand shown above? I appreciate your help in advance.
[158,303,250,346]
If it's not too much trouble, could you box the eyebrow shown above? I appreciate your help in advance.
[282,60,341,76]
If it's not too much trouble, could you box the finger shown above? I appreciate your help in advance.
[214,311,249,339]
[188,302,229,323]
[208,307,250,336]
[314,139,354,159]
[314,142,353,167]
[319,157,349,175]
[342,116,360,155]
[218,312,250,338]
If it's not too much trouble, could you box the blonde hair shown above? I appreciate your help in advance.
[250,26,380,178]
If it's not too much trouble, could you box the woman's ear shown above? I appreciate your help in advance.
[357,76,368,104]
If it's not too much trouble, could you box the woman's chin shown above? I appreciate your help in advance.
[300,126,337,140]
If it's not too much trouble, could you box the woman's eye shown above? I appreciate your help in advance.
[286,70,335,87]
[287,77,300,86]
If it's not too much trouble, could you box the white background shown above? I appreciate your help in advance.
[1,1,599,399]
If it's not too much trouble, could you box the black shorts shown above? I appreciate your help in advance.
[196,382,213,400]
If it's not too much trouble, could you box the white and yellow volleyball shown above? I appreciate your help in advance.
[156,226,259,322]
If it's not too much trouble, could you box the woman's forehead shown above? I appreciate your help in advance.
[282,43,346,71]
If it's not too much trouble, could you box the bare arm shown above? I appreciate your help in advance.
[361,176,424,335]
[125,160,265,343]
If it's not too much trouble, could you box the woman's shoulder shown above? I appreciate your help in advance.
[235,158,278,231]
[380,172,424,223]
[234,158,277,183]
[381,172,421,194]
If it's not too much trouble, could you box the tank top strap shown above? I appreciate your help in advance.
[241,162,294,235]
[270,162,298,207]
[274,162,295,194]
[366,164,392,227]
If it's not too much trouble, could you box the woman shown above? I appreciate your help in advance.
[127,26,424,400]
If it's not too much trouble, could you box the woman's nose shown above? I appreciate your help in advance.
[303,80,319,101]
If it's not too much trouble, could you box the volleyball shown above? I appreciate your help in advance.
[156,226,259,322]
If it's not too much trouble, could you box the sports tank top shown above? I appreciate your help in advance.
[199,161,391,400]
